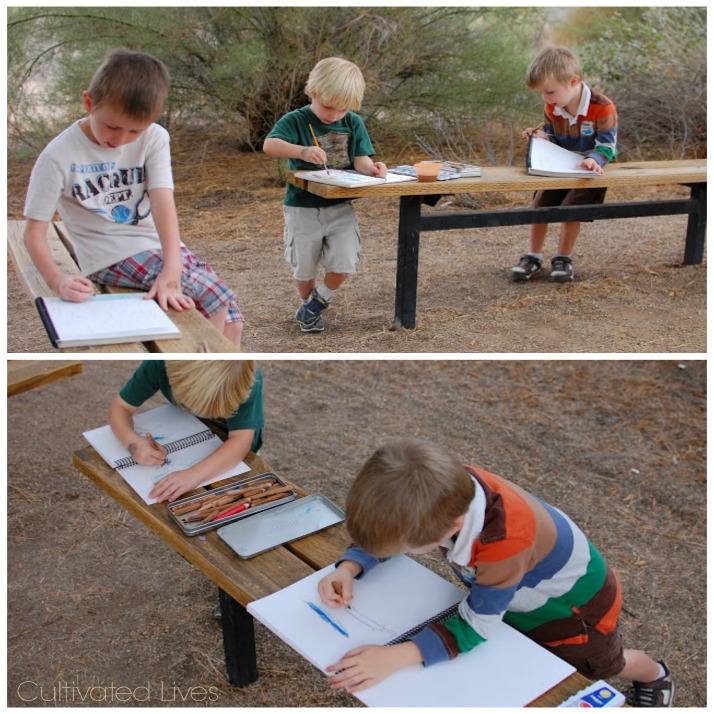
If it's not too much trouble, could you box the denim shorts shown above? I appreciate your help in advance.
[283,202,361,281]
[88,246,243,323]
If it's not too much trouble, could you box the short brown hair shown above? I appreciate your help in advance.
[87,49,170,120]
[305,57,365,111]
[166,360,256,420]
[345,438,474,556]
[526,45,582,88]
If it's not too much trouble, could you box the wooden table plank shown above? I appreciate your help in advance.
[72,447,317,603]
[289,159,707,199]
[7,359,84,396]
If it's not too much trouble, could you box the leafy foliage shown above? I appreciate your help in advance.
[8,6,540,153]
[580,7,706,158]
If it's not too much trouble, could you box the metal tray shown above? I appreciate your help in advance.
[217,493,345,558]
[167,472,296,536]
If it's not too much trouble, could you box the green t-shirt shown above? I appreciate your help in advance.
[266,105,375,208]
[119,361,264,452]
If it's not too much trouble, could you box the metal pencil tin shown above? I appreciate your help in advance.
[167,472,297,536]
[217,493,345,558]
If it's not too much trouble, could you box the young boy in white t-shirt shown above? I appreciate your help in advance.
[23,49,244,346]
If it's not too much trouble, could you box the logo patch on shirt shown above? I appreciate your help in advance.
[581,121,595,137]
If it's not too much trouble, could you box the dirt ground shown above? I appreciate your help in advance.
[6,134,707,354]
[6,360,706,707]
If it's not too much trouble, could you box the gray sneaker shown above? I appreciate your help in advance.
[549,256,574,282]
[511,254,542,281]
[295,289,329,333]
[631,661,674,707]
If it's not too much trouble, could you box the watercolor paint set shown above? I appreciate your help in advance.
[167,472,297,536]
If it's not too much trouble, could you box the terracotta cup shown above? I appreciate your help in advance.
[414,162,442,182]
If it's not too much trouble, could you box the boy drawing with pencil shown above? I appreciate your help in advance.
[263,57,387,333]
[109,360,263,502]
[511,45,618,283]
[23,49,245,347]
[319,438,674,707]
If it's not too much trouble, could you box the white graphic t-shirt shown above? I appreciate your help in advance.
[24,120,174,275]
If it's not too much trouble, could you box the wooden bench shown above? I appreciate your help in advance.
[7,220,239,352]
[72,439,592,706]
[7,359,83,396]
[290,159,707,328]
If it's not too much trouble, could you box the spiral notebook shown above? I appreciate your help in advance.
[83,404,250,504]
[248,554,575,707]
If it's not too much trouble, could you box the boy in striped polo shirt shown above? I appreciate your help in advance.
[511,45,618,283]
[319,438,673,707]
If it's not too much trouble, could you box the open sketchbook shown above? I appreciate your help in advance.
[35,293,182,348]
[527,136,600,178]
[294,169,417,188]
[83,404,250,504]
[248,555,575,707]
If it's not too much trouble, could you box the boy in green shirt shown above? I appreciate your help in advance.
[264,57,387,333]
[109,360,264,502]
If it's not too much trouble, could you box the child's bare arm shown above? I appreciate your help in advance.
[326,642,423,693]
[108,395,167,465]
[263,137,327,166]
[24,218,95,301]
[146,187,194,312]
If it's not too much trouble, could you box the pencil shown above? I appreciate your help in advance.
[308,124,330,174]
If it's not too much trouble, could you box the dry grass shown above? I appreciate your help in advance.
[6,131,706,353]
[6,360,706,707]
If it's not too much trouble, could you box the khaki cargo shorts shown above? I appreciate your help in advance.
[283,202,361,281]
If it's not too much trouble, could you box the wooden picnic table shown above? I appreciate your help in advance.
[72,439,592,705]
[290,159,707,329]
[7,359,83,396]
[7,220,239,353]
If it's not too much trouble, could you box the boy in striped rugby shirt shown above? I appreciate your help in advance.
[319,438,673,706]
[511,45,618,283]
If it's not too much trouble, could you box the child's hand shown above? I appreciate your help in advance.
[576,157,604,175]
[299,146,328,166]
[55,274,95,302]
[146,272,195,312]
[522,126,549,140]
[366,161,388,178]
[318,561,360,607]
[149,468,205,503]
[326,642,422,694]
[128,434,168,466]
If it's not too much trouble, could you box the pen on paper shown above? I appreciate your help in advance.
[308,124,330,174]
[307,601,349,637]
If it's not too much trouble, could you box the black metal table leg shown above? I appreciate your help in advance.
[394,196,422,329]
[218,588,258,687]
[684,183,707,265]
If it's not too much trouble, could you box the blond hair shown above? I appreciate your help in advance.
[87,48,170,120]
[526,45,582,88]
[305,57,365,111]
[345,438,474,556]
[166,360,256,419]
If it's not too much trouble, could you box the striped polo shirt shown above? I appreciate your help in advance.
[342,465,621,667]
[542,83,618,167]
